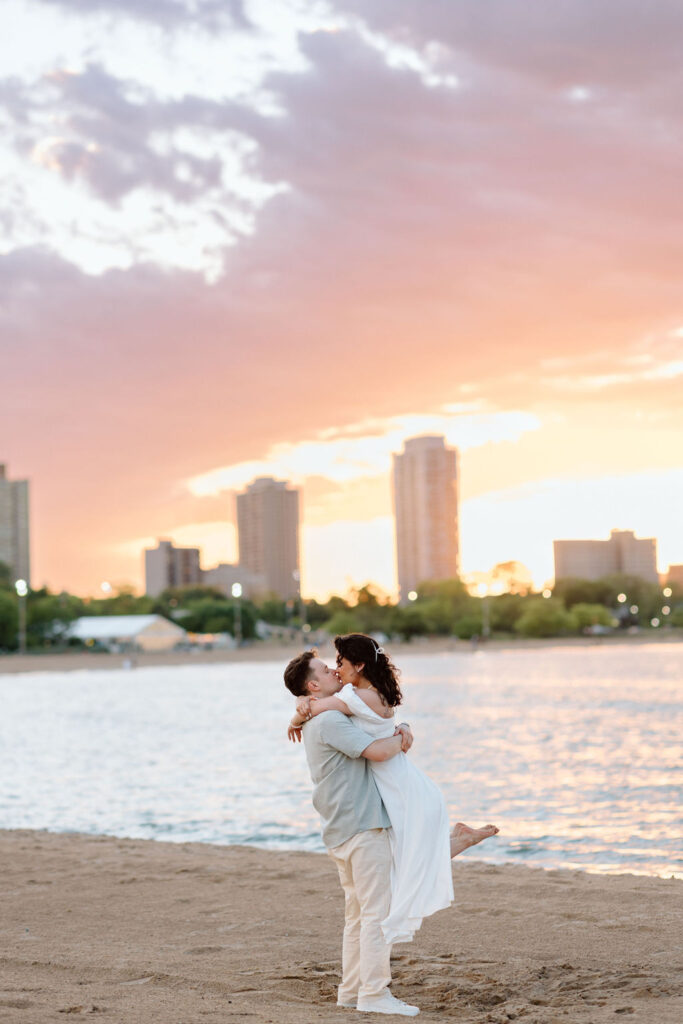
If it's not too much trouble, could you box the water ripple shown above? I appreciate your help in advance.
[1,644,681,877]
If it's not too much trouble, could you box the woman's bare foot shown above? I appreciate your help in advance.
[450,822,499,858]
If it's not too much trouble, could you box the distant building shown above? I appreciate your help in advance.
[68,614,186,652]
[0,463,30,585]
[144,539,202,596]
[553,529,658,583]
[665,565,683,587]
[392,435,460,602]
[236,477,300,600]
[202,562,266,600]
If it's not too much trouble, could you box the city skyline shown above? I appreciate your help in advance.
[3,3,682,598]
[5,445,681,601]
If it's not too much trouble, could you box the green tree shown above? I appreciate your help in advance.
[27,591,85,647]
[302,599,329,629]
[452,613,484,640]
[0,590,18,648]
[387,605,427,641]
[181,598,256,639]
[552,577,612,608]
[490,594,525,633]
[667,606,683,628]
[0,560,13,591]
[257,596,289,625]
[515,598,577,638]
[324,610,363,636]
[89,586,154,616]
[571,603,615,632]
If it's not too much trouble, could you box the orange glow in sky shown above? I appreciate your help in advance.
[3,1,682,597]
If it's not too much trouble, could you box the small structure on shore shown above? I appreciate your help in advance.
[68,615,186,653]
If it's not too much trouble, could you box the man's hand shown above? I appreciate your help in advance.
[394,723,413,753]
[287,723,303,743]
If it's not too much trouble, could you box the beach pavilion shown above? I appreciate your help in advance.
[68,614,187,652]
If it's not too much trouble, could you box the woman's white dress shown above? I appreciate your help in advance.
[338,683,453,944]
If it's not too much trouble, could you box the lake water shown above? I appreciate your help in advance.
[1,644,681,878]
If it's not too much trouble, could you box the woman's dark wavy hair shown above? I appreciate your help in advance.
[334,633,403,708]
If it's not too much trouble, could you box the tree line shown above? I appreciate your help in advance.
[0,559,680,651]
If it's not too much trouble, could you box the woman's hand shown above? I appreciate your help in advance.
[287,723,303,743]
[295,695,312,717]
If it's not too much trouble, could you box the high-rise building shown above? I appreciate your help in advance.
[236,477,300,599]
[144,539,202,596]
[553,529,658,583]
[0,464,30,585]
[392,436,459,602]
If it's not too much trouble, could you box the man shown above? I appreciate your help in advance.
[284,650,420,1017]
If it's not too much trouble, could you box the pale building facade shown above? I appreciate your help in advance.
[664,565,683,587]
[202,562,265,600]
[553,530,658,583]
[144,539,202,596]
[236,477,300,600]
[0,464,30,585]
[392,436,460,602]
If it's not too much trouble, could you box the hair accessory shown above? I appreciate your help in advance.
[373,643,385,660]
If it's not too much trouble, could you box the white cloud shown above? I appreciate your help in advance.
[186,408,542,496]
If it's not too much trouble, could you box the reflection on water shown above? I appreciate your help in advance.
[1,644,681,878]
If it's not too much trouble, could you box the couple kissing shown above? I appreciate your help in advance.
[284,632,498,1017]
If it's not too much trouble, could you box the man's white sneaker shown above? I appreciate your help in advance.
[356,992,419,1016]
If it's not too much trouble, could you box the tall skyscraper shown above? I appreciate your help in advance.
[144,539,202,596]
[553,529,658,583]
[392,436,459,602]
[236,477,300,600]
[0,464,30,585]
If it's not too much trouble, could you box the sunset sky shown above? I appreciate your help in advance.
[3,0,682,599]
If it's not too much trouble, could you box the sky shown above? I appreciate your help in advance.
[2,0,682,599]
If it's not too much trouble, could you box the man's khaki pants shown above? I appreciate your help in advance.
[328,828,392,1003]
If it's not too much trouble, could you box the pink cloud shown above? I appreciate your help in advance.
[2,5,682,592]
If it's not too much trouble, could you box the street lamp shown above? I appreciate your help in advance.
[663,587,672,598]
[617,593,627,604]
[292,569,306,639]
[231,582,242,646]
[407,591,418,602]
[542,588,552,599]
[15,579,28,655]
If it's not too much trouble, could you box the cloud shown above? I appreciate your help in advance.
[3,2,682,594]
[186,408,541,495]
[34,0,252,31]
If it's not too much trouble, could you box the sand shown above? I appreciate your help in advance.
[0,831,681,1024]
[1,633,681,675]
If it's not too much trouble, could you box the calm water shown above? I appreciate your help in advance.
[1,645,681,878]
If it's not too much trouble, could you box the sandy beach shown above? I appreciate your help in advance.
[1,831,681,1024]
[1,633,681,675]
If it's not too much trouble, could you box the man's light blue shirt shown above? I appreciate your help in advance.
[302,710,390,849]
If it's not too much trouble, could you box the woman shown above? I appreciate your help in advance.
[288,633,498,944]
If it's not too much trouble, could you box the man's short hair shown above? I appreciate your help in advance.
[283,649,317,697]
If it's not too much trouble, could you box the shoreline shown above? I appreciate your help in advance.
[1,631,681,674]
[1,828,680,1023]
